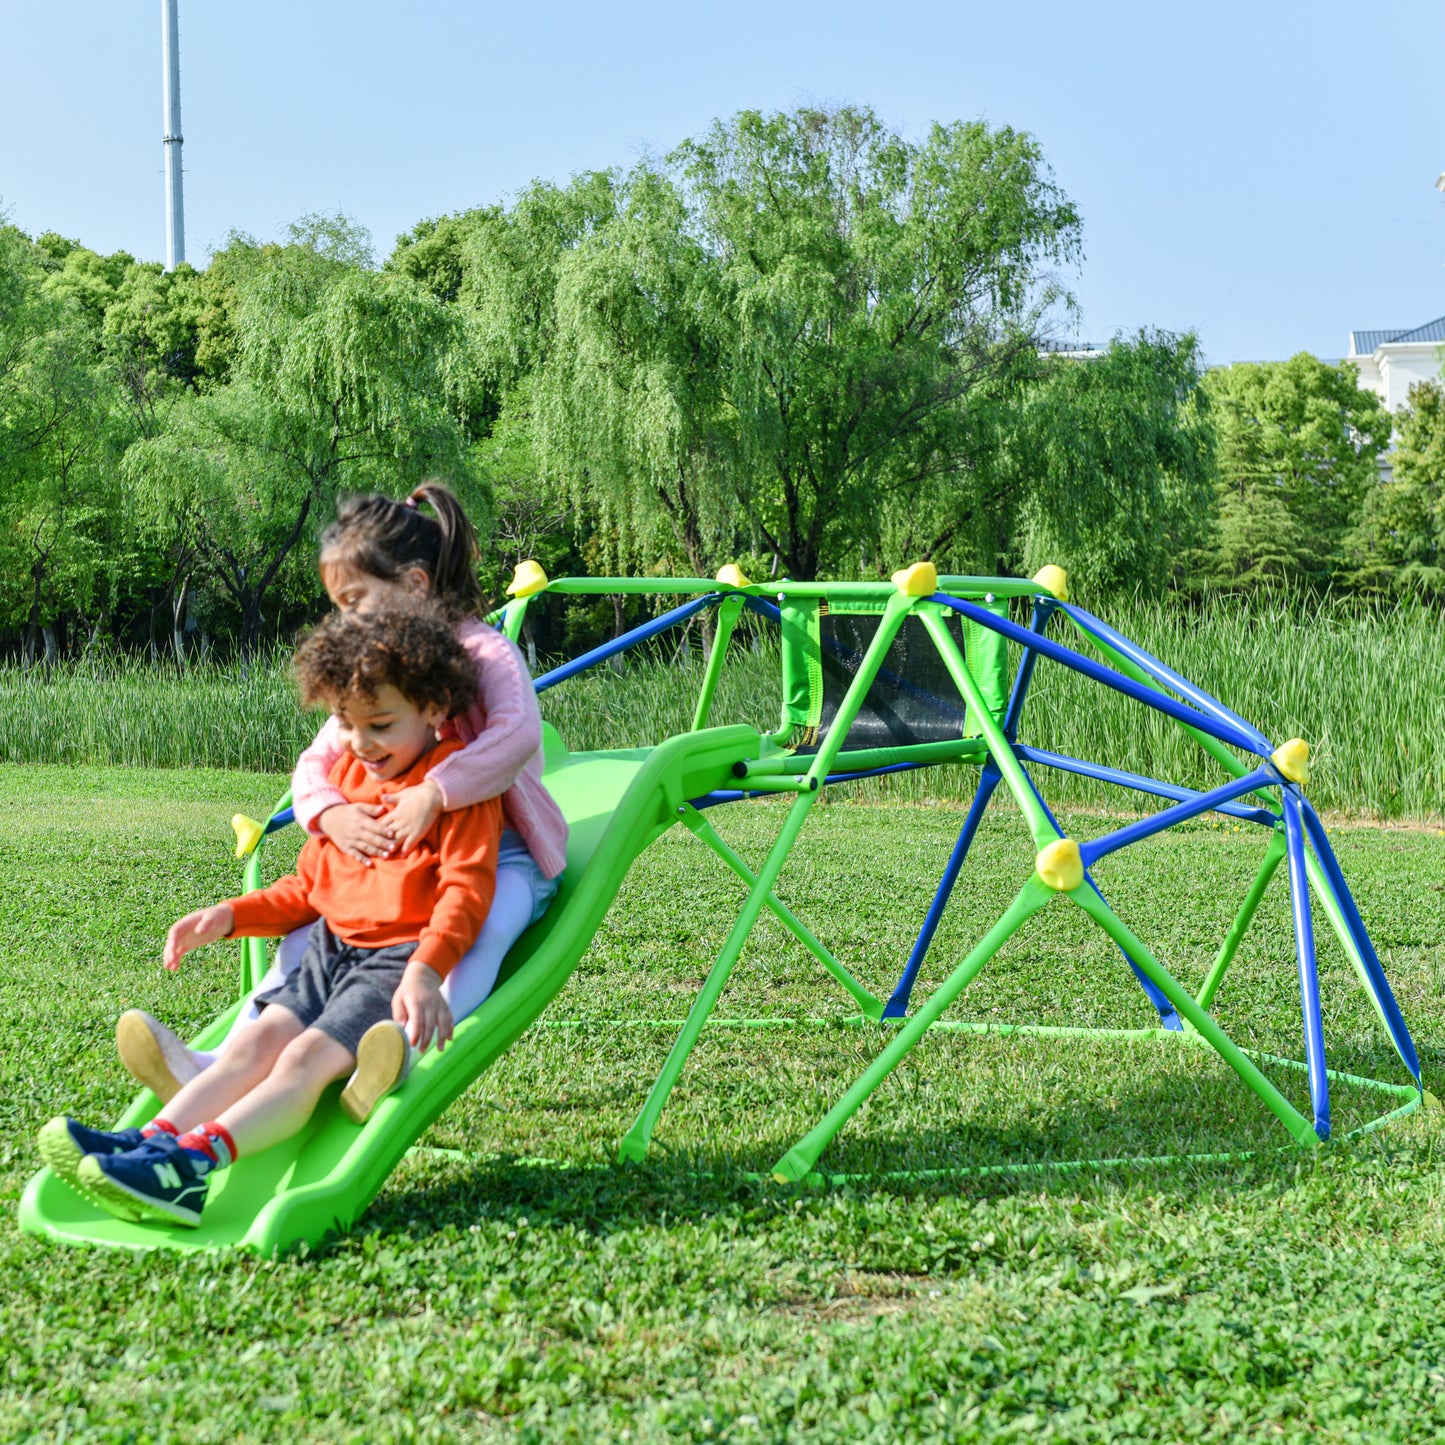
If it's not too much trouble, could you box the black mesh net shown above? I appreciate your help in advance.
[802,611,981,753]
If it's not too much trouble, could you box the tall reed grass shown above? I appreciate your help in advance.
[1,596,1441,818]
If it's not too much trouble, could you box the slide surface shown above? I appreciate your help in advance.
[20,723,761,1254]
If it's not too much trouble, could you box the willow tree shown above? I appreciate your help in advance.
[539,105,1081,580]
[126,238,479,653]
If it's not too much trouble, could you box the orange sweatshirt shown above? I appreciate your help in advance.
[226,739,503,978]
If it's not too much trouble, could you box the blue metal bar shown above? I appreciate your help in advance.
[263,807,295,836]
[931,593,1268,758]
[1002,600,1055,741]
[744,597,782,625]
[1282,793,1331,1140]
[823,761,930,785]
[1078,769,1276,869]
[1016,745,1279,828]
[1060,603,1273,753]
[882,764,1002,1020]
[1013,757,1181,1029]
[1298,798,1421,1085]
[533,594,720,694]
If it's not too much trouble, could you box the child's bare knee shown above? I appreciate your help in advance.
[274,1028,351,1084]
[225,1013,296,1069]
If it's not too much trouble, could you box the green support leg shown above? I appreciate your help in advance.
[619,789,821,1163]
[620,592,916,1164]
[691,595,743,732]
[501,596,531,644]
[919,609,1058,850]
[771,878,1054,1182]
[1071,885,1318,1147]
[1302,850,1405,1067]
[679,805,884,1019]
[1196,830,1288,1011]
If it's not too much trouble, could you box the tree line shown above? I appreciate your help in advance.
[0,104,1439,663]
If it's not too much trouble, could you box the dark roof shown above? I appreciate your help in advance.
[1351,317,1445,354]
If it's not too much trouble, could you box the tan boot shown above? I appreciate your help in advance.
[115,1010,202,1103]
[340,1021,414,1124]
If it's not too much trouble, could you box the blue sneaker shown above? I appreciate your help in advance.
[37,1117,149,1191]
[77,1134,215,1228]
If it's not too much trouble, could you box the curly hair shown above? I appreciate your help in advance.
[293,601,477,718]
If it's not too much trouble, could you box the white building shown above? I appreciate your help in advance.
[1346,317,1445,410]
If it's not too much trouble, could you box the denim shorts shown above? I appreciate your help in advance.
[498,828,560,925]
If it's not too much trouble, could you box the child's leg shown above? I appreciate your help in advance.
[439,866,541,1019]
[208,1026,356,1158]
[116,924,314,1098]
[155,1006,305,1133]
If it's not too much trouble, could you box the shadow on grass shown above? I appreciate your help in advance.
[357,1051,1422,1245]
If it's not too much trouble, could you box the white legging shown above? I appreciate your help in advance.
[189,865,543,1068]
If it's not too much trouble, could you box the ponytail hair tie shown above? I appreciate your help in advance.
[403,493,419,510]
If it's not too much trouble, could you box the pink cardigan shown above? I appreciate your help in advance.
[291,618,569,879]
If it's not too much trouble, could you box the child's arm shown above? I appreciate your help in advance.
[165,856,320,970]
[385,624,542,852]
[390,798,504,1050]
[293,718,396,863]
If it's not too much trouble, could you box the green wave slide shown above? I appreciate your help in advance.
[20,722,761,1255]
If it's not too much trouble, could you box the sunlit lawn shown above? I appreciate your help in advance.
[3,765,1445,1442]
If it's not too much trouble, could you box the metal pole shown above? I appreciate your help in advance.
[161,0,185,270]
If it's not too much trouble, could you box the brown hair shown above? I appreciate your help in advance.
[319,482,484,620]
[293,601,477,718]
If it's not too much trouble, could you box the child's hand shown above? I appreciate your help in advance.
[392,959,453,1053]
[318,802,396,866]
[163,903,235,971]
[380,779,444,856]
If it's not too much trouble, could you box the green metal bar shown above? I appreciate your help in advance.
[1070,885,1318,1147]
[617,787,821,1164]
[919,609,1057,850]
[801,593,916,782]
[679,805,884,1019]
[691,594,744,732]
[235,787,293,996]
[619,593,915,1163]
[734,775,819,794]
[544,577,1042,601]
[1196,830,1288,1011]
[1302,848,1401,1058]
[501,597,530,644]
[737,736,989,778]
[771,877,1053,1182]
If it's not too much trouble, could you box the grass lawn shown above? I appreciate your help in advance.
[3,764,1445,1442]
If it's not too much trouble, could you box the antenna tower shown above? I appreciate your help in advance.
[161,0,185,270]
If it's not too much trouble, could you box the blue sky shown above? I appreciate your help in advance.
[3,0,1441,362]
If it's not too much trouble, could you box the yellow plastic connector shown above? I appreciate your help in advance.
[1036,837,1084,892]
[505,559,550,598]
[890,561,939,597]
[231,813,264,859]
[1271,738,1310,786]
[715,563,751,588]
[1032,564,1069,602]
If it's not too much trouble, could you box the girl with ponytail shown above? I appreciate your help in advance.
[115,482,567,1117]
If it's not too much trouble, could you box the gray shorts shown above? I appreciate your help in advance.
[256,920,415,1057]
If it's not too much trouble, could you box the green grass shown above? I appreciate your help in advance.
[5,764,1445,1440]
[3,594,1443,818]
